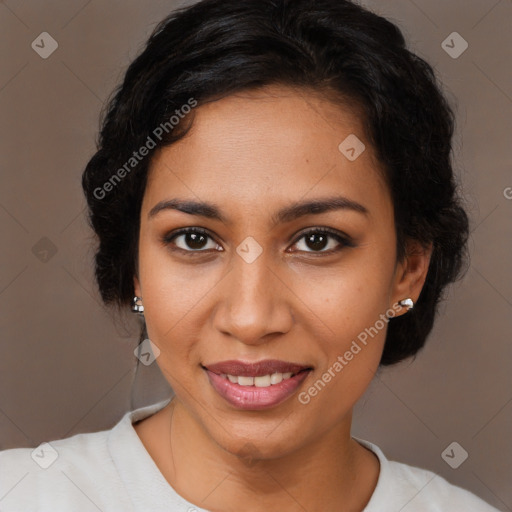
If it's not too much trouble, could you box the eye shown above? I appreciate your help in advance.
[163,227,222,254]
[290,227,353,254]
[162,226,353,256]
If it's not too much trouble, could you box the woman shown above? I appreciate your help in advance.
[0,0,501,510]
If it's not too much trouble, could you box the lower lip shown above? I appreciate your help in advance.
[205,369,311,410]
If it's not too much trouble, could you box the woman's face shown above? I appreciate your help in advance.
[135,85,425,458]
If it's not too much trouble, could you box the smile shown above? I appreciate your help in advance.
[202,359,312,410]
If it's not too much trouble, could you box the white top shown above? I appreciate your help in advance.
[0,398,500,512]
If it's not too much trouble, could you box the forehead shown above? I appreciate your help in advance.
[143,85,390,221]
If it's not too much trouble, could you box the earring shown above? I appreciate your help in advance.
[399,298,414,310]
[132,296,144,315]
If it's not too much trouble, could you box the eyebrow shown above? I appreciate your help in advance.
[148,196,369,225]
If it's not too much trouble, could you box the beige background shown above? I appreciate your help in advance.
[0,0,510,510]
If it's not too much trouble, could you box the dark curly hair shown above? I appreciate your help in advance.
[81,0,469,366]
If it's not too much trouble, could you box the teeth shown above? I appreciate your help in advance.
[270,372,283,385]
[254,375,271,387]
[223,372,297,387]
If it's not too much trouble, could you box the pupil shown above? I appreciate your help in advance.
[187,232,206,249]
[306,233,327,251]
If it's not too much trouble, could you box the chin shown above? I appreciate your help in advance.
[192,408,303,460]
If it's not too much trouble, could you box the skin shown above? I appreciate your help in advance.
[132,84,432,512]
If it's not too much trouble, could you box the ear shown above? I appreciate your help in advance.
[390,240,433,315]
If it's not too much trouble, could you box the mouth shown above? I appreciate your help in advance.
[202,359,313,410]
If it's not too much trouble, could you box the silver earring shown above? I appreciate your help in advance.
[132,296,144,315]
[399,298,414,310]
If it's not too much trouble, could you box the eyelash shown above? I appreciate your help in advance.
[161,226,354,257]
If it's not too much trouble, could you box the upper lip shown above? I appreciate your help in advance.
[203,359,312,377]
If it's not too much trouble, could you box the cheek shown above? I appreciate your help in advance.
[138,226,223,320]
[136,237,216,379]
[295,247,395,341]
[292,249,393,399]
[294,273,390,430]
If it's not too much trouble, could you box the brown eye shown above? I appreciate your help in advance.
[163,227,221,253]
[291,228,353,254]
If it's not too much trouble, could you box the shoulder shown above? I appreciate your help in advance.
[387,459,499,511]
[0,400,172,511]
[0,423,110,467]
[356,438,501,512]
[0,427,129,510]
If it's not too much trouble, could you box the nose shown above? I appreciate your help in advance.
[212,250,294,346]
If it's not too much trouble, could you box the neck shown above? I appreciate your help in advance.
[136,398,380,512]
